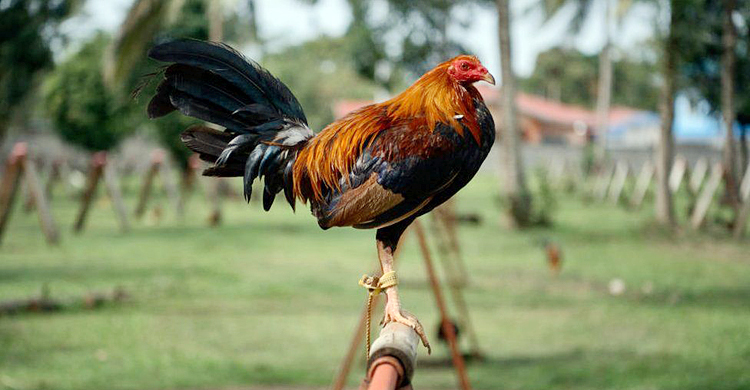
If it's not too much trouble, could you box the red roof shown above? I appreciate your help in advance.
[476,85,642,128]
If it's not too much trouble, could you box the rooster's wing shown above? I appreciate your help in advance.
[316,112,493,229]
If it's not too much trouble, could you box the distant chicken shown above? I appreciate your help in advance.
[147,39,496,351]
[545,241,562,275]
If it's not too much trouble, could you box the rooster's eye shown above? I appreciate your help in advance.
[461,63,469,70]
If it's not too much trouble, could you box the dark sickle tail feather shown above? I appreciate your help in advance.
[147,39,312,211]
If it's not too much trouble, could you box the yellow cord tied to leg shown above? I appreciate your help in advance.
[359,271,398,295]
[358,271,398,359]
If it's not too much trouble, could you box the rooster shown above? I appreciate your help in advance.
[147,39,495,351]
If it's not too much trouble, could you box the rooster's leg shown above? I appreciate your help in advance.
[376,230,431,353]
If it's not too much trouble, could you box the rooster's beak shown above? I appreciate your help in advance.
[482,72,496,85]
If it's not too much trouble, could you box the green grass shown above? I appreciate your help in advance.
[1,174,749,390]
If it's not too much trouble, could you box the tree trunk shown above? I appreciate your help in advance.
[740,126,748,177]
[656,0,677,226]
[721,0,739,207]
[497,0,531,227]
[594,0,614,165]
[207,0,224,41]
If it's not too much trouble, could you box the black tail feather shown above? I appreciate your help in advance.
[148,39,307,124]
[148,39,313,210]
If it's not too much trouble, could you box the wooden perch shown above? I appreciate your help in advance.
[360,322,418,390]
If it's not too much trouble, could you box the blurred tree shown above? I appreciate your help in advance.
[140,0,209,169]
[262,36,380,131]
[104,0,260,88]
[106,0,259,169]
[519,47,659,110]
[721,0,738,196]
[655,0,692,227]
[0,0,79,140]
[42,34,133,152]
[103,0,186,88]
[343,0,485,89]
[681,0,750,191]
[497,0,532,227]
[536,0,636,163]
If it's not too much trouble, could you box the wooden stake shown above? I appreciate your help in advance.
[103,161,130,233]
[183,154,200,195]
[689,158,709,194]
[734,198,750,238]
[413,220,472,390]
[630,161,654,208]
[45,159,61,201]
[134,151,162,220]
[669,156,688,193]
[159,154,184,218]
[208,178,223,226]
[691,163,723,229]
[608,161,629,205]
[22,157,59,244]
[73,152,106,233]
[0,143,27,245]
[22,157,40,213]
[430,210,482,357]
[595,165,616,202]
[740,162,750,202]
[435,202,469,285]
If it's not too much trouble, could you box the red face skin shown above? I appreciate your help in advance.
[447,57,495,85]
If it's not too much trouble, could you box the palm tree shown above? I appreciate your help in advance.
[721,0,740,207]
[594,0,614,163]
[103,0,186,88]
[497,0,532,226]
[656,0,677,226]
[536,0,634,165]
[103,0,246,88]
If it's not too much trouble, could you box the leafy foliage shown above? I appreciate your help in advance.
[0,0,78,138]
[43,0,208,158]
[679,0,750,123]
[143,0,208,167]
[262,36,380,131]
[519,47,660,111]
[42,34,134,152]
[117,0,253,168]
[343,0,486,88]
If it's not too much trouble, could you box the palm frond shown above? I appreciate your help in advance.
[103,0,185,89]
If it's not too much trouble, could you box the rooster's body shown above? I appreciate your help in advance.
[148,39,495,351]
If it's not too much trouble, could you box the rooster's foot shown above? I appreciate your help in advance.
[382,302,431,354]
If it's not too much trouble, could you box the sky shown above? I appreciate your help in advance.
[59,0,658,78]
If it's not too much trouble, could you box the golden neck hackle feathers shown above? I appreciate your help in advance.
[293,56,484,203]
[386,55,483,143]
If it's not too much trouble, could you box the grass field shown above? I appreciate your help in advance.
[1,173,749,390]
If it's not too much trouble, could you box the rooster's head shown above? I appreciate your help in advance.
[446,55,495,86]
